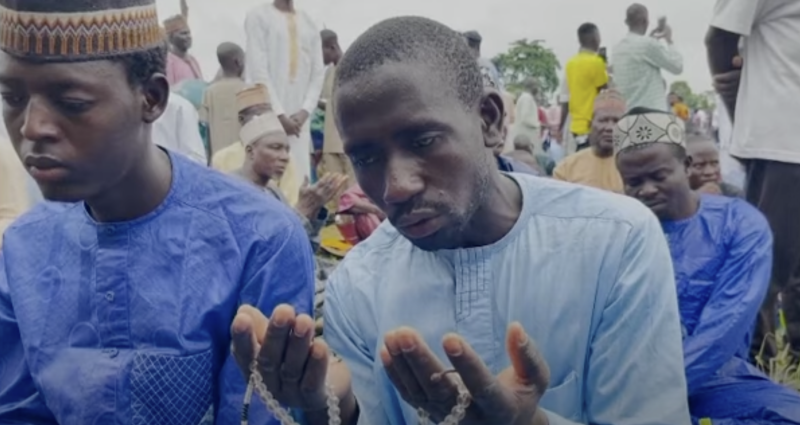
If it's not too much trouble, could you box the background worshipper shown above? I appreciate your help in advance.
[707,0,800,358]
[564,23,609,151]
[669,92,690,122]
[212,84,301,205]
[244,0,326,185]
[507,134,549,175]
[233,111,347,250]
[201,42,248,156]
[463,30,504,92]
[611,4,683,111]
[615,108,800,425]
[152,91,208,164]
[317,29,355,191]
[231,16,691,425]
[163,14,203,86]
[553,89,626,193]
[685,134,743,198]
[511,77,544,155]
[493,135,540,175]
[0,0,315,424]
[0,137,29,248]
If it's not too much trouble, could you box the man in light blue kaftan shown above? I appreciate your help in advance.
[233,17,692,425]
[0,1,315,424]
[616,108,800,425]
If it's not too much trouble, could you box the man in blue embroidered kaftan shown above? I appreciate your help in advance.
[0,1,314,424]
[616,108,800,425]
[231,17,692,425]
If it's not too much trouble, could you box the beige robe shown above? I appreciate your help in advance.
[0,139,30,247]
[200,78,247,155]
[552,148,624,193]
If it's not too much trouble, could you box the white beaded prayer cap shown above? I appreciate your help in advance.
[613,111,686,156]
[240,112,286,147]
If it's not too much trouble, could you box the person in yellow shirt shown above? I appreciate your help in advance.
[669,92,690,121]
[211,84,301,205]
[553,89,626,193]
[0,138,30,247]
[565,23,609,151]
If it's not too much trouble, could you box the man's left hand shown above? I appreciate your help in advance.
[380,323,550,425]
[291,110,311,128]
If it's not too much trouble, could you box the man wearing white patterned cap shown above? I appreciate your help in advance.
[615,107,800,425]
[233,110,347,250]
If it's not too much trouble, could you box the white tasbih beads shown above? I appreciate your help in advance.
[243,361,471,425]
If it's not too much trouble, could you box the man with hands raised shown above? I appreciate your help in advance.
[233,16,691,425]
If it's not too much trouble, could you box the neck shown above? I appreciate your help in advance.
[591,144,613,158]
[273,0,294,12]
[221,69,241,79]
[630,26,647,35]
[239,162,271,188]
[171,45,188,57]
[666,190,701,221]
[461,170,522,248]
[86,145,172,223]
[580,46,597,53]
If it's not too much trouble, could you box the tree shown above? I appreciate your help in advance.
[492,39,561,98]
[669,80,715,111]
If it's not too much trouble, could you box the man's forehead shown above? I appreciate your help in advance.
[0,53,124,86]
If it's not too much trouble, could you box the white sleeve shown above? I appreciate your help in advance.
[558,78,570,103]
[710,0,763,36]
[244,9,286,116]
[301,18,326,116]
[177,102,208,164]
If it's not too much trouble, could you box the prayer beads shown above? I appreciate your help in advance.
[244,361,472,425]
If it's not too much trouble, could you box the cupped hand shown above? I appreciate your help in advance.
[380,323,550,425]
[297,174,349,218]
[291,110,311,128]
[231,305,350,412]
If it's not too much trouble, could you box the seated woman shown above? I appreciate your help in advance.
[233,111,347,250]
[615,108,800,425]
[337,184,384,244]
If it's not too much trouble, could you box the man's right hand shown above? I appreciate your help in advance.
[231,305,354,416]
[279,114,301,137]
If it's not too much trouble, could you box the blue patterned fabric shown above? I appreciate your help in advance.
[663,195,800,424]
[0,151,316,425]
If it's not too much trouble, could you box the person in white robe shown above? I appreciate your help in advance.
[152,93,208,164]
[244,0,326,185]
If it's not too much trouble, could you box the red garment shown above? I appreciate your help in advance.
[338,185,382,242]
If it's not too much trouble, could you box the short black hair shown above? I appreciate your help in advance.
[113,43,168,87]
[621,106,687,160]
[578,23,599,43]
[335,16,483,109]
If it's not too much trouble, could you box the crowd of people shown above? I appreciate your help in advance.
[1,0,800,424]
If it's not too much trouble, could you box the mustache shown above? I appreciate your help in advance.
[388,200,451,224]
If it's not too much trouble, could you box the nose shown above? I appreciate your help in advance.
[639,181,659,198]
[382,155,424,205]
[20,97,61,143]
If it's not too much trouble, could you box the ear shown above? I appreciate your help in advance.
[480,89,505,151]
[141,74,170,125]
[244,143,255,160]
[683,155,693,173]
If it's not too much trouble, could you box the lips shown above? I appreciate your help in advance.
[24,155,69,183]
[395,212,441,239]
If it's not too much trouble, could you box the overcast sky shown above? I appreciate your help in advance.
[157,0,715,94]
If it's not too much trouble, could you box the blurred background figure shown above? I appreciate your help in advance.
[164,14,204,86]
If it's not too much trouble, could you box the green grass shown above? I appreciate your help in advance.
[755,328,800,391]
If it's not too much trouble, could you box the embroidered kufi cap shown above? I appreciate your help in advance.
[0,0,164,62]
[594,88,627,115]
[236,84,270,113]
[240,112,286,147]
[613,110,686,156]
[163,14,188,35]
